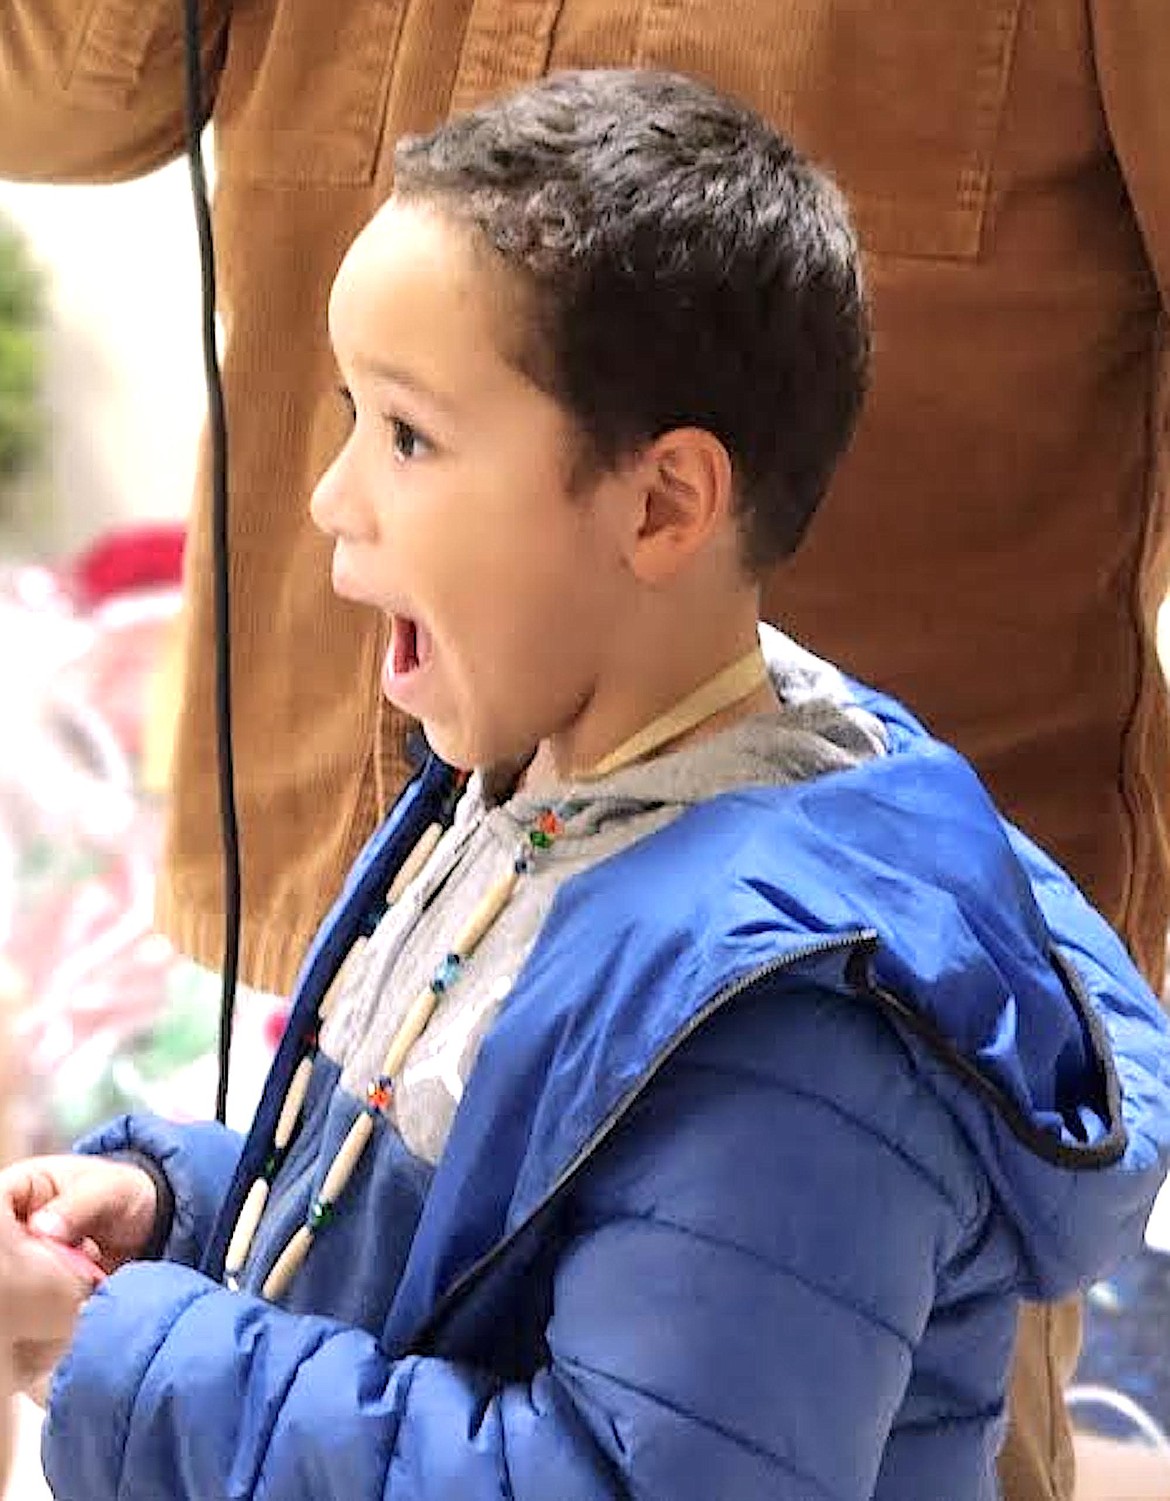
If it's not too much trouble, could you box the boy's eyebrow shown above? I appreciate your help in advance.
[352,354,458,415]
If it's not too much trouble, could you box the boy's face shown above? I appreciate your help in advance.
[312,199,636,773]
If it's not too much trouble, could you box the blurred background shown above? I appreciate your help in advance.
[0,164,203,554]
[0,164,281,1496]
[1,163,1169,1498]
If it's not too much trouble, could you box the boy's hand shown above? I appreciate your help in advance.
[0,1154,159,1276]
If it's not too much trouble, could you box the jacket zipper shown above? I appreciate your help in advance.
[405,927,878,1354]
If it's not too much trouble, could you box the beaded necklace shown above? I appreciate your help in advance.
[224,645,769,1300]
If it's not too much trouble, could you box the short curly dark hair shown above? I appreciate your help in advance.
[394,69,869,570]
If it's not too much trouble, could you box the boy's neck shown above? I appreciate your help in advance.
[520,614,778,794]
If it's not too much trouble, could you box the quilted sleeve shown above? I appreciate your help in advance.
[43,985,983,1501]
[42,1265,624,1501]
[533,980,989,1501]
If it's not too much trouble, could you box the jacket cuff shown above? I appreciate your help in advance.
[75,1113,243,1268]
[104,1149,176,1260]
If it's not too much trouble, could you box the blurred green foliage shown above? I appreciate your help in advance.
[0,214,46,489]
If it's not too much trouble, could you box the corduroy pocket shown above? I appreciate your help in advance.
[66,0,175,106]
[214,0,408,186]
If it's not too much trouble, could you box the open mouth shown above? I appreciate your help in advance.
[392,613,420,675]
[383,613,434,700]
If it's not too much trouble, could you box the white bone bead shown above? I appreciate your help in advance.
[318,936,368,1023]
[386,821,443,904]
[262,1225,313,1301]
[380,985,440,1080]
[224,1178,270,1279]
[454,868,518,955]
[274,1056,314,1150]
[319,1111,376,1205]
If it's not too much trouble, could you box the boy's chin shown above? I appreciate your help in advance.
[414,718,477,774]
[421,719,535,783]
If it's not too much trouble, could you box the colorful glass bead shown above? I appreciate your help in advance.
[432,952,462,994]
[307,1199,336,1232]
[528,808,564,851]
[366,1076,393,1114]
[226,784,564,1305]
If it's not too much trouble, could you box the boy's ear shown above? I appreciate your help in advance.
[628,427,735,586]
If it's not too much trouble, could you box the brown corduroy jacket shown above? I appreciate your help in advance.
[0,0,1167,995]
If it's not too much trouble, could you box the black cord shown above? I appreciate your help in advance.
[181,0,240,1125]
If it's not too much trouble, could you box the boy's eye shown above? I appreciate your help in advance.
[390,417,429,462]
[336,387,430,461]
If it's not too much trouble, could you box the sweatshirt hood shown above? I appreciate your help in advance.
[499,623,889,838]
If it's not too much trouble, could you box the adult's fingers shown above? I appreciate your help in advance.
[0,1162,66,1226]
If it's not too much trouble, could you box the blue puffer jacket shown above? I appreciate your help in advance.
[42,688,1170,1501]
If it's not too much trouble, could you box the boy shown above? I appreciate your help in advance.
[5,70,1170,1500]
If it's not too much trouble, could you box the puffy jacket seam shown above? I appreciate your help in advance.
[248,1325,344,1499]
[114,1283,218,1499]
[379,1356,422,1500]
[592,1209,916,1350]
[498,1381,516,1501]
[893,1398,1005,1433]
[555,1351,849,1501]
[667,1053,979,1233]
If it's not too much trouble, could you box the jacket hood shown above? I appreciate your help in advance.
[497,623,889,840]
[774,744,1166,1298]
[710,662,1170,1301]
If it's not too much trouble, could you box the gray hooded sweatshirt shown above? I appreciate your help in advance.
[321,625,887,1163]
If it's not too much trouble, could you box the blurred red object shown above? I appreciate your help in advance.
[69,523,185,609]
[0,526,214,1149]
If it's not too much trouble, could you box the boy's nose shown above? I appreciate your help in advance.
[309,448,374,543]
[308,474,335,536]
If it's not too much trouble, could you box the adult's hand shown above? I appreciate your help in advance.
[0,1155,159,1277]
[0,1183,106,1406]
